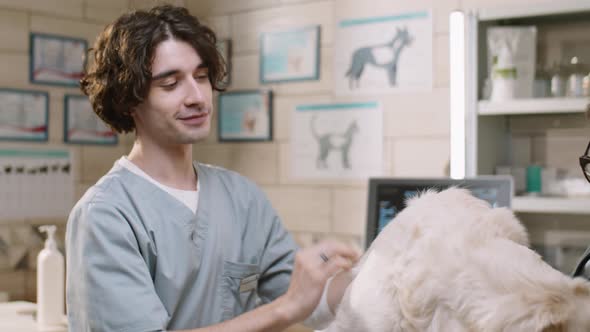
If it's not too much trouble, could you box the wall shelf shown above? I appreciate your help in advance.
[478,98,589,116]
[478,1,590,21]
[513,196,590,214]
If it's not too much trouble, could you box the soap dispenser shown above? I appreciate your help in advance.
[37,225,65,331]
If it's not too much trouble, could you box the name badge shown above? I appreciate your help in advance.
[239,273,259,293]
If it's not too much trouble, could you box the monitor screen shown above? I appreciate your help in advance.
[365,177,513,248]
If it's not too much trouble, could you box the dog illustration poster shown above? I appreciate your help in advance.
[334,11,432,95]
[291,102,382,179]
[260,25,320,83]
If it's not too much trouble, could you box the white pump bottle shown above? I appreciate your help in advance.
[37,225,65,331]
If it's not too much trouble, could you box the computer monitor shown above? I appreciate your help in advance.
[365,177,513,249]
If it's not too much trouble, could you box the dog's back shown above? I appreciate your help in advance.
[327,188,590,332]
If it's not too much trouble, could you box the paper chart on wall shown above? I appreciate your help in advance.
[31,34,87,86]
[65,95,117,144]
[0,90,48,141]
[291,102,383,179]
[0,148,74,220]
[334,10,433,95]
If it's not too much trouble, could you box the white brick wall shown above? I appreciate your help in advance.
[264,186,332,232]
[187,1,449,243]
[0,54,29,86]
[332,188,368,235]
[0,0,84,19]
[79,145,127,182]
[0,9,29,52]
[391,137,450,177]
[0,0,149,300]
[84,5,128,23]
[227,142,280,184]
[381,89,451,138]
[183,0,590,251]
[230,1,334,54]
[30,15,104,41]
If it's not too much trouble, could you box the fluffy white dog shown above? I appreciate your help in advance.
[326,188,590,332]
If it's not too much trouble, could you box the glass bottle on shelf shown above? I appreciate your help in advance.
[481,77,492,100]
[566,56,586,97]
[533,66,550,98]
[549,62,566,97]
[583,72,590,97]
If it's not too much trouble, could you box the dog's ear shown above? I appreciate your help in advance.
[483,207,529,246]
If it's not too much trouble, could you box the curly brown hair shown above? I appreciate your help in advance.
[80,5,226,133]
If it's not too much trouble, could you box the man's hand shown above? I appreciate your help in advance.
[278,240,360,322]
[175,241,359,332]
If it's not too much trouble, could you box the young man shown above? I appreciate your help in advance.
[66,5,358,331]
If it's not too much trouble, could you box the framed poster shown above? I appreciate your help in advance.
[260,25,320,83]
[218,90,272,142]
[0,88,49,142]
[0,148,74,220]
[334,11,432,95]
[30,33,87,86]
[217,39,232,87]
[64,95,117,145]
[291,102,383,179]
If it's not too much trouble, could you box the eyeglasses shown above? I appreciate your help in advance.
[580,140,590,183]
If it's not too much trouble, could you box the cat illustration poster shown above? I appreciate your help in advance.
[291,102,382,179]
[334,11,432,95]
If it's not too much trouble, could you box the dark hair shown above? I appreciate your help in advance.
[80,5,226,133]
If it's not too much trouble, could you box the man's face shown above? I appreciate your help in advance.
[133,38,213,145]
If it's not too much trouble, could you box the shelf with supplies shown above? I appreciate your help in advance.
[512,196,590,215]
[478,97,590,116]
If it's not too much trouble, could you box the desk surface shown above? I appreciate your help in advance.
[0,302,67,332]
[0,302,314,332]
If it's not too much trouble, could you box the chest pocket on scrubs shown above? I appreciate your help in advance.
[221,260,261,321]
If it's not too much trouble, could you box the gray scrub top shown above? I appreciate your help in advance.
[66,162,298,331]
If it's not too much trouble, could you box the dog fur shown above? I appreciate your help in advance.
[326,188,590,332]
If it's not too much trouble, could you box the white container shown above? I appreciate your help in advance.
[487,26,537,99]
[489,34,518,101]
[37,225,65,331]
[491,77,517,101]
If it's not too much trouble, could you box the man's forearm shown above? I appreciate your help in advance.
[174,270,355,332]
[326,269,355,314]
[175,295,296,332]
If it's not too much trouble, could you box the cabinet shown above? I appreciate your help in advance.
[450,2,590,273]
[451,2,590,215]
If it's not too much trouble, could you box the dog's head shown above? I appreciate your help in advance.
[533,277,590,332]
[475,241,590,332]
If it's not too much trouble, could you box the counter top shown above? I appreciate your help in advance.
[0,302,67,332]
[0,302,315,331]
